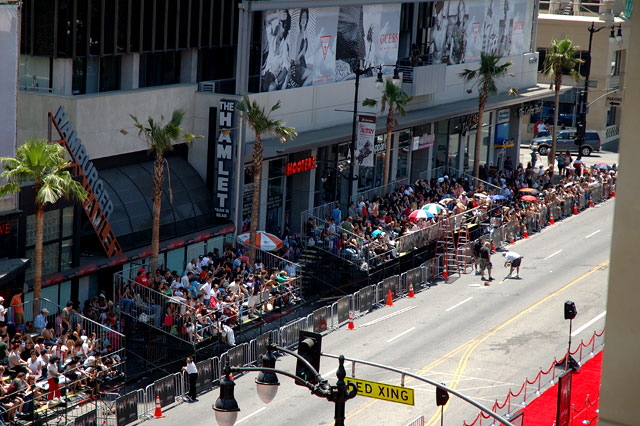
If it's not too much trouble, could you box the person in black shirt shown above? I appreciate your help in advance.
[479,241,494,283]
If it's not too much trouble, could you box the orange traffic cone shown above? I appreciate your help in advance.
[572,202,579,215]
[154,395,165,418]
[588,195,594,207]
[510,233,515,244]
[610,188,615,198]
[442,265,449,281]
[491,241,496,253]
[386,290,394,306]
[523,226,529,239]
[549,210,555,225]
[347,311,355,330]
[407,282,415,298]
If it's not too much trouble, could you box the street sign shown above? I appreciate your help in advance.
[346,377,415,405]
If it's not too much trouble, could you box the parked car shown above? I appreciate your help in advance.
[530,130,601,156]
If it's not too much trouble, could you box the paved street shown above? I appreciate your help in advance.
[154,197,615,426]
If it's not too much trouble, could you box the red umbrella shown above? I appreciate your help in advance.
[521,195,537,202]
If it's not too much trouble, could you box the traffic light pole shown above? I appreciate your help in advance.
[217,344,357,426]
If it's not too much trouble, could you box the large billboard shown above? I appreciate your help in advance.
[260,4,401,92]
[429,0,529,65]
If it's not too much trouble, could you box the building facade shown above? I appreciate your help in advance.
[12,0,557,301]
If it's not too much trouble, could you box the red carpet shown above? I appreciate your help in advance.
[521,352,602,425]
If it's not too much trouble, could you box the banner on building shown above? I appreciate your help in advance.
[412,134,435,151]
[214,99,237,220]
[356,115,376,167]
[260,4,401,92]
[429,0,529,65]
[0,4,18,162]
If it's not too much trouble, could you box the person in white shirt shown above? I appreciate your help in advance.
[284,263,297,278]
[502,251,523,279]
[200,280,212,306]
[0,297,6,322]
[182,357,199,402]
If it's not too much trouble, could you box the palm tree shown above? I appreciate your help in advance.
[541,36,583,166]
[129,110,199,273]
[363,79,413,186]
[0,138,86,314]
[459,53,517,179]
[236,96,297,261]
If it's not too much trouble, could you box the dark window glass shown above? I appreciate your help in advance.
[166,0,177,49]
[189,0,200,48]
[200,0,211,47]
[139,52,180,87]
[178,0,190,48]
[142,0,153,51]
[117,0,129,53]
[155,0,166,51]
[221,0,234,46]
[198,46,235,81]
[21,0,33,54]
[89,0,102,55]
[76,0,88,56]
[56,0,73,57]
[33,0,55,56]
[100,56,121,91]
[104,0,116,54]
[72,57,87,94]
[130,0,141,51]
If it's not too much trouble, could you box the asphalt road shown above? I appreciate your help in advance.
[159,198,615,426]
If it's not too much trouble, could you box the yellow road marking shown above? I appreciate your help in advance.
[345,259,609,425]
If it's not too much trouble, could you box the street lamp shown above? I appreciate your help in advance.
[349,63,384,205]
[576,22,622,148]
[213,344,357,426]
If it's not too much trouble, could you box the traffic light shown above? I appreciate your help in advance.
[436,384,450,406]
[295,331,322,385]
[575,122,585,146]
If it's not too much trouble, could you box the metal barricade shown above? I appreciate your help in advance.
[312,307,329,333]
[336,296,351,326]
[357,285,375,313]
[404,415,425,426]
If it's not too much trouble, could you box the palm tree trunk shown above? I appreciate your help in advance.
[249,135,264,262]
[33,204,44,317]
[549,75,562,167]
[473,93,487,180]
[383,108,394,186]
[150,154,165,273]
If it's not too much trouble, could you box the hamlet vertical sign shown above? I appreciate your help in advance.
[214,99,237,220]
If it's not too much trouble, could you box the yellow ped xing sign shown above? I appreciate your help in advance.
[346,377,415,406]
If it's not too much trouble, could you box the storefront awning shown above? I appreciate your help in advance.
[96,156,220,251]
[0,258,30,287]
[259,84,562,159]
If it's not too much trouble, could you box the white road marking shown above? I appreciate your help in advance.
[585,230,601,239]
[545,250,563,260]
[572,311,607,337]
[236,407,267,424]
[446,297,473,312]
[387,327,416,343]
[361,306,417,327]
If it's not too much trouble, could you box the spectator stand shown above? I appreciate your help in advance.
[4,298,125,426]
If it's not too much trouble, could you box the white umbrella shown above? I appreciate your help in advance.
[237,231,283,251]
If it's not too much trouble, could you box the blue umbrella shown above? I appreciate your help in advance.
[371,229,383,238]
[490,194,508,201]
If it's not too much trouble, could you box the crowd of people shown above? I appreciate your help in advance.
[305,158,616,268]
[0,292,124,423]
[119,245,302,345]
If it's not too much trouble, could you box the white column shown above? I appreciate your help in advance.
[180,48,198,84]
[121,53,140,90]
[52,58,73,96]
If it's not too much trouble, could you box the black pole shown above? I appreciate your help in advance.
[349,71,361,206]
[329,355,357,426]
[577,22,608,148]
[565,318,573,371]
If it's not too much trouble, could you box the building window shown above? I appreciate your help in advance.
[606,106,619,126]
[24,207,75,281]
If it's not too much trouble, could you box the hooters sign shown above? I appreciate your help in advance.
[285,157,316,176]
